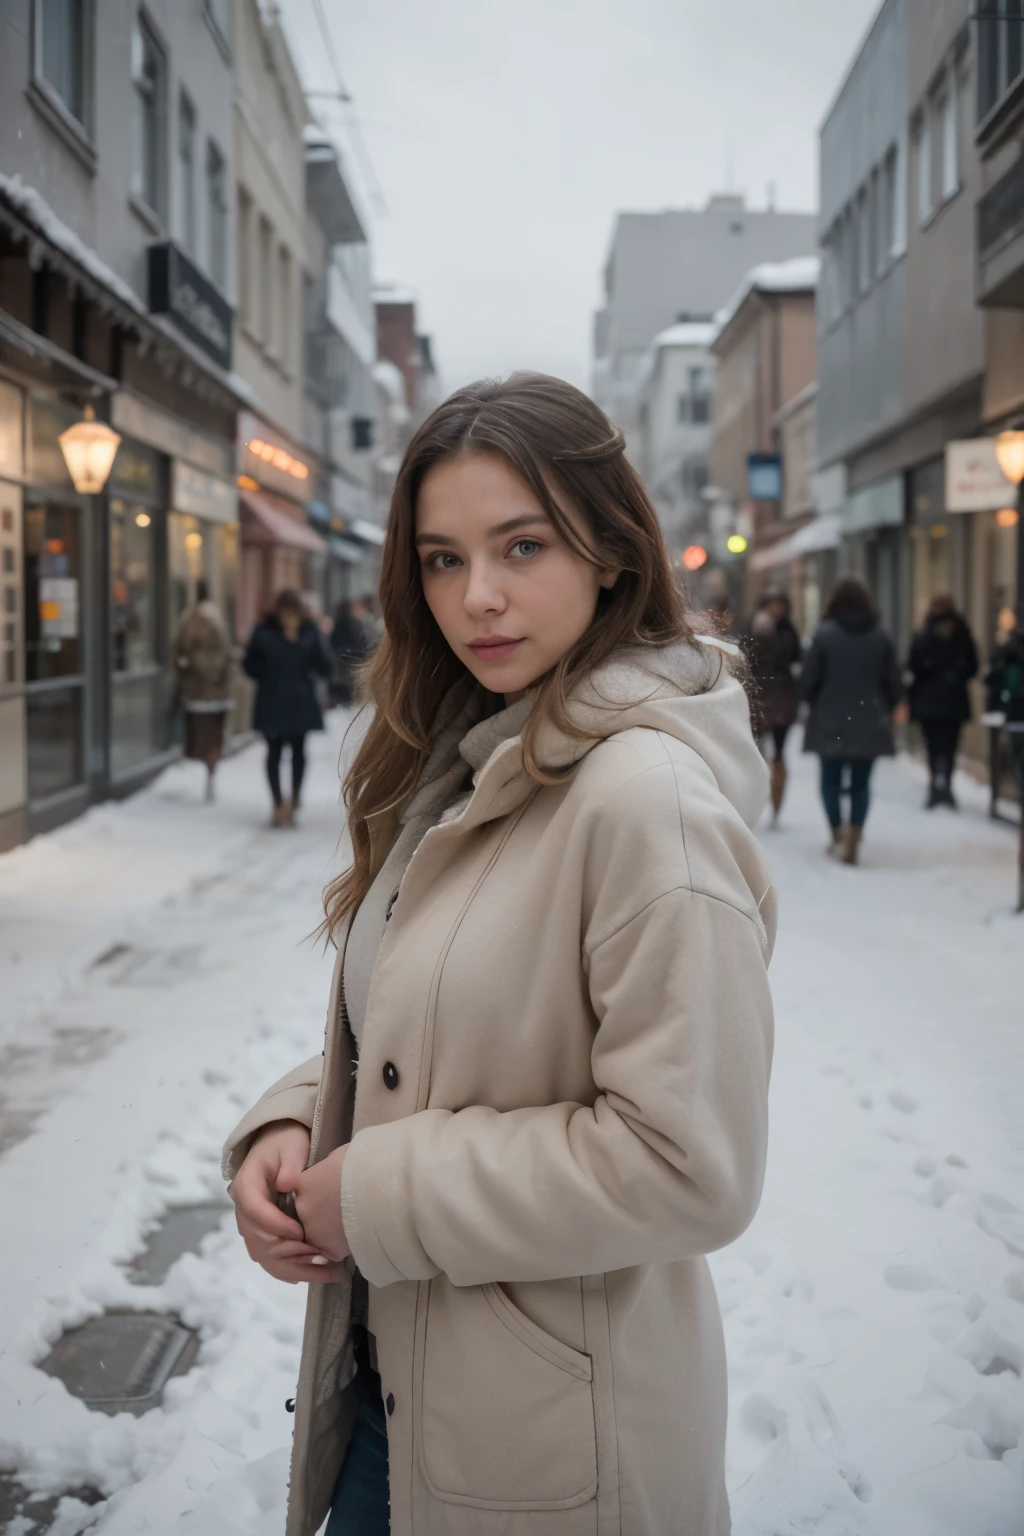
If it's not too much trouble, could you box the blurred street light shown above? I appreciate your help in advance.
[995,427,1024,486]
[682,545,708,571]
[58,405,121,494]
[727,534,748,554]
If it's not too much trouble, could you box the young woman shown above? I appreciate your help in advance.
[741,589,802,824]
[906,593,979,809]
[225,374,776,1536]
[802,578,903,864]
[243,589,330,827]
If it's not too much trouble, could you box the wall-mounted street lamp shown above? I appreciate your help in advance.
[58,404,121,495]
[995,426,1024,488]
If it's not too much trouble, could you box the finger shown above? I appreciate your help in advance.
[235,1196,305,1243]
[264,1259,341,1285]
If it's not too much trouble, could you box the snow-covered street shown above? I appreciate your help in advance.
[0,717,1022,1536]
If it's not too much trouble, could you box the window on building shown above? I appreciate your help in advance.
[689,366,712,424]
[178,91,196,256]
[237,188,252,325]
[978,0,1024,123]
[848,201,860,300]
[37,0,88,127]
[916,109,933,225]
[206,139,227,287]
[278,245,291,368]
[857,186,872,292]
[258,215,273,346]
[676,393,689,424]
[131,12,164,214]
[940,78,958,199]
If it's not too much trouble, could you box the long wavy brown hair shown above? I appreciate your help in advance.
[323,371,701,938]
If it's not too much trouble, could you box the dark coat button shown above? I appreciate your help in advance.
[285,1397,295,1414]
[382,1061,399,1090]
[386,1392,395,1416]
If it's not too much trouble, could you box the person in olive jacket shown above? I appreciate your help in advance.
[243,589,330,826]
[802,578,903,864]
[906,594,978,809]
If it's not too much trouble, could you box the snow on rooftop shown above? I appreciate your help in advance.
[651,320,717,351]
[713,255,820,343]
[0,173,146,316]
[374,282,418,307]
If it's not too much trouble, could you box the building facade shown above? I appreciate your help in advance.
[0,0,241,852]
[709,260,819,616]
[636,322,716,555]
[592,196,818,464]
[818,0,1022,763]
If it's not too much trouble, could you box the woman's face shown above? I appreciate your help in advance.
[415,452,618,698]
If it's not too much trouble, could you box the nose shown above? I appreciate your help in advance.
[463,558,506,619]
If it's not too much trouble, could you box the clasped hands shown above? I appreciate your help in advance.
[229,1120,349,1285]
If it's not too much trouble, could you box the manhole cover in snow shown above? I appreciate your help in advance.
[40,1311,198,1415]
[129,1202,230,1284]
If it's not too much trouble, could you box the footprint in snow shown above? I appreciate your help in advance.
[883,1264,944,1293]
[887,1087,920,1114]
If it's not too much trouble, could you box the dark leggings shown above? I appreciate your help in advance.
[921,719,961,787]
[264,733,306,807]
[820,757,875,830]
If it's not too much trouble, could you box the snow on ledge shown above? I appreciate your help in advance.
[0,173,146,317]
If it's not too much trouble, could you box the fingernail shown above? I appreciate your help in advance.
[310,1255,329,1266]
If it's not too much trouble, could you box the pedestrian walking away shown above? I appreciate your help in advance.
[742,588,802,824]
[225,373,775,1536]
[173,580,234,802]
[906,593,978,809]
[328,598,372,707]
[802,578,903,865]
[243,590,331,827]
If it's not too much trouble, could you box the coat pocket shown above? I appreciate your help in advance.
[417,1277,598,1510]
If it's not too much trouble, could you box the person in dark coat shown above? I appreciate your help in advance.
[906,594,979,809]
[986,610,1024,780]
[741,589,802,824]
[243,589,330,826]
[802,578,903,865]
[328,599,371,707]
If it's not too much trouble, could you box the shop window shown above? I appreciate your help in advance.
[23,500,81,684]
[131,12,165,216]
[109,498,155,673]
[35,0,90,130]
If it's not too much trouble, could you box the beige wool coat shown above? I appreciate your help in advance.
[224,641,777,1536]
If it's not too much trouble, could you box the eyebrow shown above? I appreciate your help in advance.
[414,513,549,549]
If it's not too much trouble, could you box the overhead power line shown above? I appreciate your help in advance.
[308,0,389,217]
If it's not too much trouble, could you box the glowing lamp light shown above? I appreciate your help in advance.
[247,437,309,481]
[996,506,1020,528]
[59,404,121,494]
[727,534,749,555]
[237,474,260,492]
[995,428,1024,486]
[184,531,204,551]
[135,511,151,529]
[682,544,708,571]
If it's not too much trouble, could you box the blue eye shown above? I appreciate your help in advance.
[428,552,462,570]
[510,539,542,559]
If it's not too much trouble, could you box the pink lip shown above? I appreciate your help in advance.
[468,636,524,662]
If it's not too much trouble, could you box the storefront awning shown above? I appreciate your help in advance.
[240,490,328,554]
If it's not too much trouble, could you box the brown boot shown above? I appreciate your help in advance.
[271,802,289,828]
[769,759,787,823]
[841,825,862,865]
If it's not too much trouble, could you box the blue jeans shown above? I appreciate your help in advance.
[324,1362,390,1534]
[820,757,875,830]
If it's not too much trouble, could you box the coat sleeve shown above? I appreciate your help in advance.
[242,628,264,682]
[221,1054,323,1181]
[881,635,903,707]
[800,633,825,704]
[341,788,774,1290]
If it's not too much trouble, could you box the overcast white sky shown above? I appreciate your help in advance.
[283,0,882,392]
